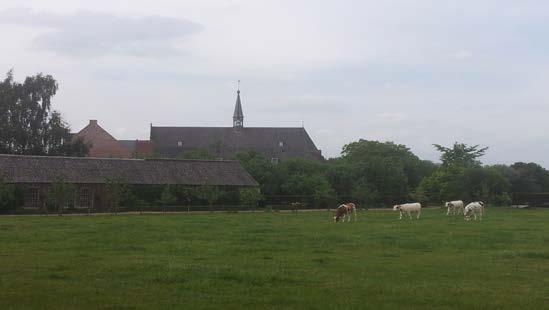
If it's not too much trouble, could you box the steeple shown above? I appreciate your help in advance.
[233,80,244,128]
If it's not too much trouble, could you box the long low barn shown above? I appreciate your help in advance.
[0,154,258,210]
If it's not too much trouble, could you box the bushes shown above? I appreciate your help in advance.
[47,177,75,215]
[239,188,263,208]
[0,174,19,212]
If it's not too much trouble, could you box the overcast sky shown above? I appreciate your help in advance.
[1,1,548,166]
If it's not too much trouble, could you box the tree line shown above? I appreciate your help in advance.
[234,141,549,207]
[2,71,549,210]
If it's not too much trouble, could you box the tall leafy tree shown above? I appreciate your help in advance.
[339,140,431,204]
[433,142,488,168]
[0,70,89,156]
[47,177,75,215]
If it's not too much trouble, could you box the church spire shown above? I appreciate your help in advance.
[233,80,244,128]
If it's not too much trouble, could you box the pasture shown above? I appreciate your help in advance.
[0,208,548,309]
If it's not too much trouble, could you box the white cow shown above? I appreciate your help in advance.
[445,200,464,215]
[393,202,422,220]
[464,201,484,221]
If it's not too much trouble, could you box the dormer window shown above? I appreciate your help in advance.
[278,141,284,147]
[177,141,183,147]
[271,158,279,165]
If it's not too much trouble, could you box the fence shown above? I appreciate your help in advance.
[512,193,549,207]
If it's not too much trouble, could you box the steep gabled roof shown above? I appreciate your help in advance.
[73,120,131,158]
[150,126,323,160]
[0,154,258,186]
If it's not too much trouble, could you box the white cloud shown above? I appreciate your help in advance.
[451,50,473,60]
[0,7,203,57]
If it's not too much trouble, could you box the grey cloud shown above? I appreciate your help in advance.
[0,7,203,57]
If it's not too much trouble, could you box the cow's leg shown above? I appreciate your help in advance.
[417,209,421,219]
[399,211,403,220]
[446,207,450,216]
[408,211,412,220]
[354,209,357,222]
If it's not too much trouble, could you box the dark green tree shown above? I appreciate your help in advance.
[196,184,222,208]
[433,142,488,168]
[0,70,89,156]
[0,174,17,212]
[160,185,177,213]
[105,178,129,215]
[47,177,75,216]
[239,187,264,209]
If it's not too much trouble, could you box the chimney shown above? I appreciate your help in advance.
[90,120,98,125]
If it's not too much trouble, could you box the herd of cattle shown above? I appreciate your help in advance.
[333,200,485,222]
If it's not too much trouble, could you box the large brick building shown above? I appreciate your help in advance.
[150,88,323,162]
[75,87,323,162]
[73,120,152,158]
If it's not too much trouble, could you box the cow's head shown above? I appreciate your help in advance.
[445,202,451,208]
[393,205,401,211]
[464,209,472,220]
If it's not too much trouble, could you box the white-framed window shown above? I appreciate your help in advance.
[77,188,92,209]
[278,141,284,147]
[177,141,183,147]
[271,158,279,165]
[24,187,40,208]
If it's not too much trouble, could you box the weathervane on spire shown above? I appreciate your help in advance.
[237,80,240,93]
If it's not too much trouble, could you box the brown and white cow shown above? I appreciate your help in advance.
[333,202,357,222]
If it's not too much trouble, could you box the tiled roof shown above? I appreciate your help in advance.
[0,154,258,186]
[150,126,323,161]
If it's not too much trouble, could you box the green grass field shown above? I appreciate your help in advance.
[1,208,548,309]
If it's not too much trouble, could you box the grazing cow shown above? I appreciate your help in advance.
[445,200,464,215]
[344,202,357,222]
[393,202,422,220]
[333,203,357,222]
[464,201,484,221]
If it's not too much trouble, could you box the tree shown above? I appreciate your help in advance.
[0,70,89,156]
[239,187,263,209]
[233,151,274,194]
[416,165,511,205]
[47,177,75,216]
[105,178,128,215]
[196,184,222,208]
[507,162,549,193]
[160,185,177,213]
[433,142,488,168]
[0,174,17,212]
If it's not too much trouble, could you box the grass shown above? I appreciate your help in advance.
[0,208,548,309]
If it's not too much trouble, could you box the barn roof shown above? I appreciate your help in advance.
[0,154,258,187]
[150,126,323,161]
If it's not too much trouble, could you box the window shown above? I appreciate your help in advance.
[271,158,279,165]
[278,141,284,147]
[177,141,183,147]
[24,187,40,208]
[77,188,92,209]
